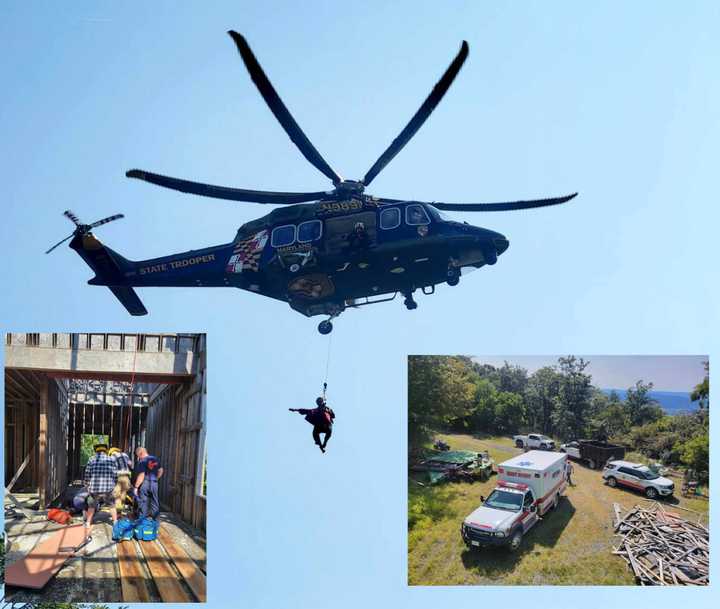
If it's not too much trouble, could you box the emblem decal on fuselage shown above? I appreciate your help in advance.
[226,229,268,273]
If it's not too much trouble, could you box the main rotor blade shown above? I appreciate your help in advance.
[362,41,469,188]
[425,192,578,212]
[45,233,74,254]
[64,210,81,226]
[90,214,124,228]
[126,169,329,204]
[227,31,343,185]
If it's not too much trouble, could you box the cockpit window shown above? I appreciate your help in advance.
[380,208,401,230]
[298,220,322,243]
[271,224,296,248]
[406,204,430,226]
[428,205,452,221]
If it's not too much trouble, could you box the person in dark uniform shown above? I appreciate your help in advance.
[347,222,371,251]
[132,446,164,519]
[289,397,336,453]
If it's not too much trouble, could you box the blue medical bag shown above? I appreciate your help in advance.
[112,518,136,541]
[134,517,159,541]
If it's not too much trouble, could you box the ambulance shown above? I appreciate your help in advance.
[461,450,568,551]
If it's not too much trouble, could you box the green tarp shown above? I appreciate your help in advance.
[425,450,480,465]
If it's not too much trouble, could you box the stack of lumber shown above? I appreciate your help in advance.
[612,501,709,585]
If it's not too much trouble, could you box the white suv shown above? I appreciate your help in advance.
[602,460,674,499]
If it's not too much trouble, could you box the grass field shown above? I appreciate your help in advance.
[408,433,709,586]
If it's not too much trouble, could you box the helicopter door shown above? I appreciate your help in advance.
[324,212,377,255]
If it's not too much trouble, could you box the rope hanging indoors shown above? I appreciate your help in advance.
[123,336,139,450]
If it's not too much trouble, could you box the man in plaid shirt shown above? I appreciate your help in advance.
[83,443,118,534]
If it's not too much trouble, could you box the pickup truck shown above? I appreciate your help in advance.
[513,433,555,450]
[559,440,625,469]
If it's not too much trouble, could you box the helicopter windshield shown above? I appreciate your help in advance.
[427,205,452,222]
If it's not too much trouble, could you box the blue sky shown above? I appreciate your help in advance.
[0,1,717,607]
[472,355,707,392]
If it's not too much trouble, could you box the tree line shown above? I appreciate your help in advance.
[408,356,709,478]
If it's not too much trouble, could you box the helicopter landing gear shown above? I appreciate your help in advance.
[446,266,460,286]
[318,312,340,334]
[403,291,418,310]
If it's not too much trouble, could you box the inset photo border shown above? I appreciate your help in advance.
[408,355,708,586]
[3,332,207,603]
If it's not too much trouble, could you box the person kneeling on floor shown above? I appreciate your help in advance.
[83,443,119,538]
[133,447,164,520]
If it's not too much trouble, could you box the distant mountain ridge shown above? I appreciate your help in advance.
[601,388,698,414]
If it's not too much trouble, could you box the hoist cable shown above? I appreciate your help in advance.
[322,334,332,399]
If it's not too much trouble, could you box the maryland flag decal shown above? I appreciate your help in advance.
[226,229,268,274]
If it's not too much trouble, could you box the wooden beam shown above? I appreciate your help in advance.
[11,370,41,398]
[116,540,152,603]
[5,443,35,492]
[38,375,48,507]
[41,369,191,384]
[157,526,206,601]
[5,371,36,401]
[139,540,194,602]
[4,489,35,519]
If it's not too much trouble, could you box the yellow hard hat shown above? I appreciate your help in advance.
[108,447,120,456]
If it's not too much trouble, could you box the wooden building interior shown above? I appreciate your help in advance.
[5,370,206,531]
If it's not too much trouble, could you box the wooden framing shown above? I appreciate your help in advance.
[4,370,69,505]
[5,334,206,526]
[144,379,206,530]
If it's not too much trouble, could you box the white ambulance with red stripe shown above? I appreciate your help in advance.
[461,450,568,551]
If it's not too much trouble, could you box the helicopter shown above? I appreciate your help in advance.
[47,31,576,334]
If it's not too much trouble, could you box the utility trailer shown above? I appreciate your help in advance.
[560,440,625,469]
[410,450,495,485]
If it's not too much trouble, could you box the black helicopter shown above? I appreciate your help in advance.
[47,32,576,334]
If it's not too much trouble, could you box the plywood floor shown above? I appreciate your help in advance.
[4,502,206,604]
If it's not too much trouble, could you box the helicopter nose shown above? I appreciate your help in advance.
[494,235,509,255]
[477,229,508,265]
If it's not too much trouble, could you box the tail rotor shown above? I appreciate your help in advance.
[45,210,124,254]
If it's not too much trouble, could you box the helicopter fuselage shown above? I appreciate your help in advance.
[71,198,509,323]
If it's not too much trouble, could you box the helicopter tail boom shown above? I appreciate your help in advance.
[69,234,148,315]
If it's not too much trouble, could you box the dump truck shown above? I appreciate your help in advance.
[461,450,568,551]
[559,440,625,469]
